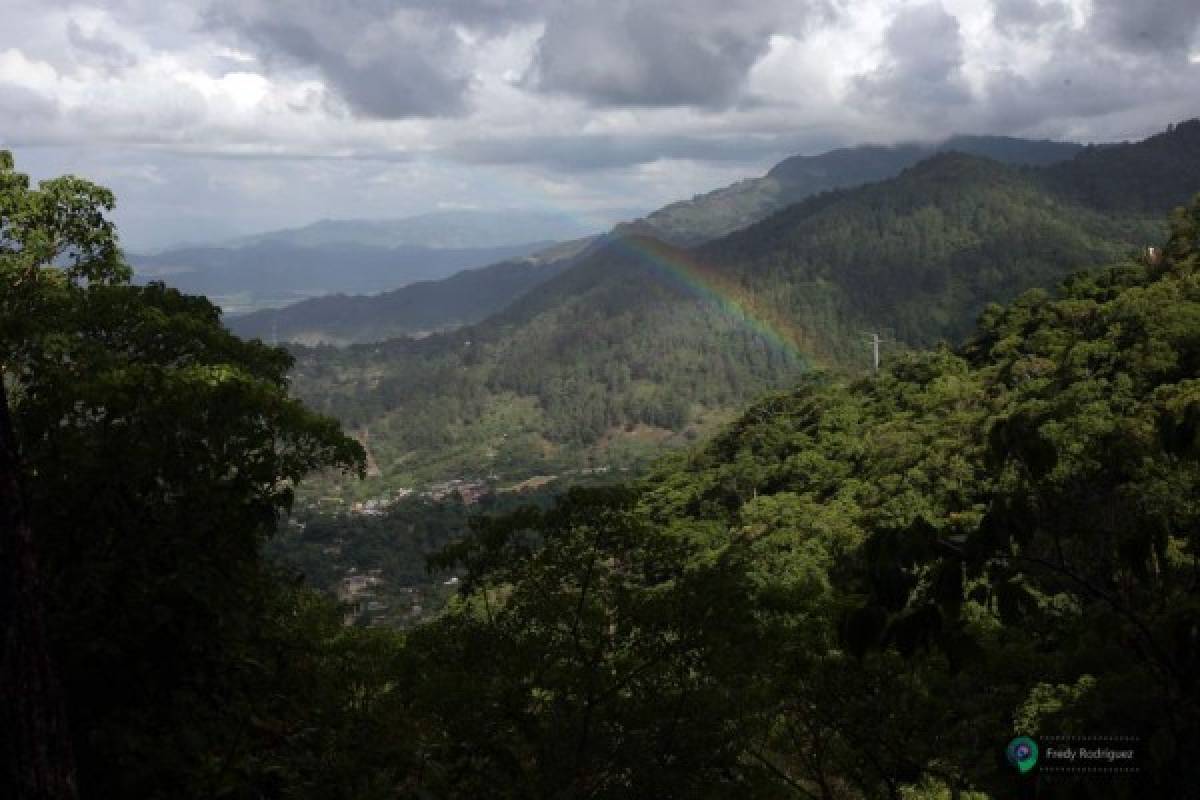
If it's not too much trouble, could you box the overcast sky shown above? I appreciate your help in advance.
[2,0,1198,250]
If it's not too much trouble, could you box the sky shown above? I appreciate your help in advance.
[1,0,1198,251]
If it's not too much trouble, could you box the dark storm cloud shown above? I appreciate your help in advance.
[1088,0,1200,55]
[6,0,1200,244]
[853,2,971,118]
[205,1,492,119]
[207,0,834,115]
[977,0,1200,135]
[239,18,469,118]
[980,57,1157,132]
[205,0,543,37]
[400,0,544,31]
[525,0,833,108]
[842,0,1195,142]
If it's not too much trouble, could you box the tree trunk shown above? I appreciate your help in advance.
[0,384,78,799]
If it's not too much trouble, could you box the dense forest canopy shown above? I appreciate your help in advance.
[3,147,1200,798]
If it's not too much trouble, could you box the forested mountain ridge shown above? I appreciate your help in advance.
[697,119,1200,349]
[228,135,1083,346]
[288,122,1198,499]
[1041,118,1200,212]
[699,151,1164,351]
[616,133,1083,246]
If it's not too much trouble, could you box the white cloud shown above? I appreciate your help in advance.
[0,0,1196,249]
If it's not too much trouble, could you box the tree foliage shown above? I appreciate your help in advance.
[5,152,1200,799]
[0,151,422,799]
[395,194,1200,797]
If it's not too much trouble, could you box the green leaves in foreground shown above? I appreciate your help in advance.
[3,150,375,798]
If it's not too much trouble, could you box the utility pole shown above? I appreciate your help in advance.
[863,332,884,375]
[271,316,278,348]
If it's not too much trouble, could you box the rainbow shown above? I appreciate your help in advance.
[440,174,818,365]
[606,231,816,365]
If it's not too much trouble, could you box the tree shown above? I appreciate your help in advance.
[0,353,77,800]
[0,149,120,800]
[0,151,367,798]
[412,486,773,798]
[402,198,1200,796]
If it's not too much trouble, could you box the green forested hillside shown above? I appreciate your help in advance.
[1042,119,1200,212]
[702,151,1163,350]
[8,144,1200,800]
[290,235,800,494]
[289,232,813,493]
[230,135,1081,346]
[289,123,1199,499]
[391,195,1200,797]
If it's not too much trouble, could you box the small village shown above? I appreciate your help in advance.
[336,566,462,628]
[283,463,629,629]
[313,464,619,517]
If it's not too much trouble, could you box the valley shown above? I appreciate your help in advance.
[229,237,597,344]
[281,123,1199,505]
[8,3,1200,795]
[267,121,1199,632]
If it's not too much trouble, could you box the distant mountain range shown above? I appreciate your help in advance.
[130,239,557,315]
[286,120,1200,497]
[129,208,632,315]
[248,134,1086,345]
[221,209,606,250]
[228,238,596,345]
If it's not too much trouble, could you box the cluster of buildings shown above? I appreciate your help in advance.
[340,479,494,517]
[336,568,442,628]
[337,568,387,625]
[323,461,625,519]
[424,478,490,504]
[349,498,387,516]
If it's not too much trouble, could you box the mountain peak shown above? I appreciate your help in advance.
[901,150,1013,178]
